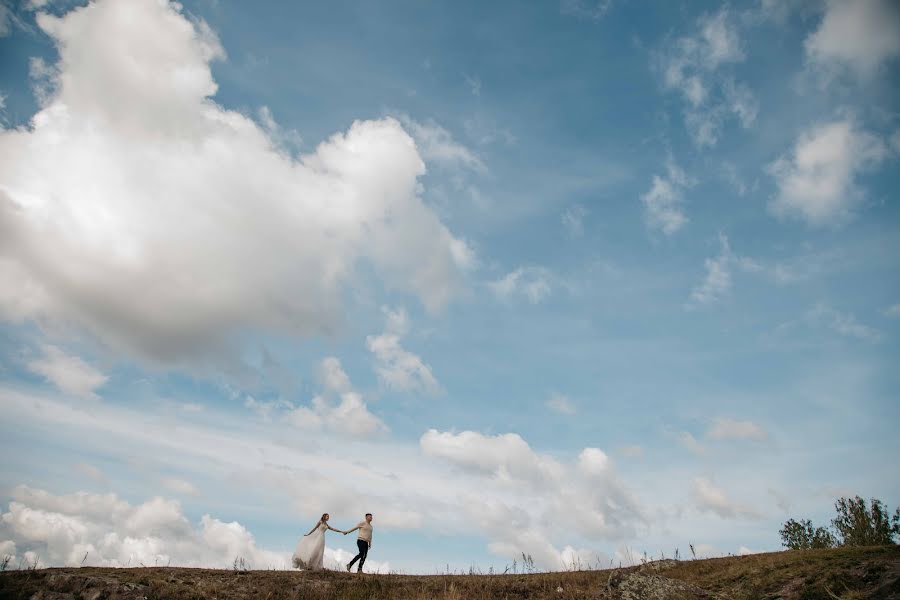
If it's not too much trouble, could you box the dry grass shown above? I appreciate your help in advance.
[0,545,897,599]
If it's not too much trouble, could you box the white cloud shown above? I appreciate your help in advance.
[546,392,576,415]
[757,0,805,25]
[284,358,388,437]
[420,429,564,484]
[243,395,278,420]
[160,478,200,498]
[805,0,900,79]
[561,204,588,237]
[318,356,353,393]
[489,266,552,304]
[676,431,708,456]
[420,428,646,565]
[395,114,485,173]
[0,485,289,568]
[560,0,613,21]
[767,119,889,226]
[257,105,302,154]
[3,386,646,572]
[463,73,481,97]
[640,158,691,235]
[806,303,881,341]
[0,4,11,38]
[706,418,768,441]
[72,463,107,484]
[691,477,760,519]
[576,448,610,476]
[366,307,441,395]
[0,0,471,366]
[28,56,57,107]
[722,78,758,129]
[462,116,516,146]
[26,344,108,400]
[884,303,900,317]
[658,8,755,147]
[697,9,744,67]
[689,234,733,305]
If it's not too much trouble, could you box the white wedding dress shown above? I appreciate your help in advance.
[292,522,327,570]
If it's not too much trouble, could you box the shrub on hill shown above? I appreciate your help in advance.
[780,495,900,550]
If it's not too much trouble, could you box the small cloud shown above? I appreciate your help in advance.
[546,392,576,415]
[655,8,754,148]
[689,234,732,306]
[244,395,283,420]
[396,113,485,173]
[641,158,692,235]
[692,477,760,519]
[161,477,200,497]
[462,116,516,146]
[767,119,888,227]
[0,5,9,38]
[27,344,108,400]
[561,204,588,237]
[73,463,107,484]
[284,358,388,437]
[706,417,768,441]
[677,431,708,456]
[883,303,900,317]
[318,355,353,394]
[489,266,552,304]
[463,73,481,96]
[805,0,900,80]
[257,105,302,154]
[806,303,882,341]
[560,0,612,21]
[366,307,441,395]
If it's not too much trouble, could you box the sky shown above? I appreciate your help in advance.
[0,0,898,574]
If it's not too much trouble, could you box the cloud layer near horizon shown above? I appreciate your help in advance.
[0,0,471,365]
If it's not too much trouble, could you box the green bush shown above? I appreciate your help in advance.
[831,496,900,547]
[780,495,899,550]
[779,518,836,550]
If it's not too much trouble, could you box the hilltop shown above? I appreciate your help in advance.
[1,545,898,599]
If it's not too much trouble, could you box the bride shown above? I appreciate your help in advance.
[292,513,345,570]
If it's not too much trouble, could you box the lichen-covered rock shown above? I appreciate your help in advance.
[607,571,719,599]
[638,559,680,573]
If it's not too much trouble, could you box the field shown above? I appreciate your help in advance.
[1,545,898,599]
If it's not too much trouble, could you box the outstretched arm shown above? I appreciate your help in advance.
[345,523,361,534]
[304,521,321,536]
[326,524,344,533]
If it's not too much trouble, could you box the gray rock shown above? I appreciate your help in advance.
[638,559,680,573]
[607,570,720,600]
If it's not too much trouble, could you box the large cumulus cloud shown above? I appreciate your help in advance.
[0,485,391,571]
[0,0,472,364]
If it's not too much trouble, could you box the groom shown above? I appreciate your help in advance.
[344,513,373,573]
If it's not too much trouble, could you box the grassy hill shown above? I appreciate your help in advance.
[1,545,898,599]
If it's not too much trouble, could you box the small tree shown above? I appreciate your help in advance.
[779,518,836,550]
[832,496,900,547]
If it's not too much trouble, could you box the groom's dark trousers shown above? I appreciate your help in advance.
[348,539,368,571]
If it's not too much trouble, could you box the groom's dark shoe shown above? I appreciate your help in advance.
[345,563,351,572]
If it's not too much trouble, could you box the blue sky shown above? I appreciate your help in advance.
[0,0,898,573]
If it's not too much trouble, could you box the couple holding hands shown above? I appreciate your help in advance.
[292,512,374,573]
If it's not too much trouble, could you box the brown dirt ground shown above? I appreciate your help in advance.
[0,545,898,600]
